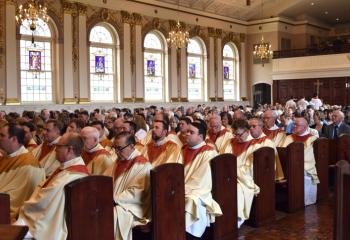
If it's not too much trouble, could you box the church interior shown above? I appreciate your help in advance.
[0,0,350,239]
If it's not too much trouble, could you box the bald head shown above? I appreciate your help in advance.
[113,118,124,134]
[80,126,99,150]
[293,117,308,136]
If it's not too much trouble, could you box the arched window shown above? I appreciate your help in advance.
[89,24,118,101]
[144,31,167,102]
[20,19,53,102]
[187,38,206,101]
[223,43,239,100]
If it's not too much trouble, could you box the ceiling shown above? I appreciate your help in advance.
[151,0,350,26]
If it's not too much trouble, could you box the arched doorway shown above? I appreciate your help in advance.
[253,83,271,107]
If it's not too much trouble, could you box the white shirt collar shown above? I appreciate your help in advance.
[298,129,310,136]
[86,143,103,153]
[256,132,266,139]
[48,136,61,146]
[155,137,168,146]
[268,125,279,131]
[60,156,85,169]
[8,145,28,158]
[189,141,206,150]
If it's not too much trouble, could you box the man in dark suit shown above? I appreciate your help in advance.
[323,110,350,139]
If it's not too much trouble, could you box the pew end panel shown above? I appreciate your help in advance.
[151,163,186,240]
[313,138,329,201]
[247,147,276,227]
[0,193,10,224]
[65,176,114,240]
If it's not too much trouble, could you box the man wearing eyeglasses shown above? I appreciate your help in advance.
[262,110,286,147]
[280,117,319,206]
[207,114,233,153]
[0,123,45,222]
[32,119,62,177]
[16,132,89,240]
[80,126,113,175]
[248,118,284,181]
[221,119,259,228]
[104,131,151,240]
[183,122,222,239]
[144,118,183,167]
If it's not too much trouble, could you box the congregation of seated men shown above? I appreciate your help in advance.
[0,96,350,240]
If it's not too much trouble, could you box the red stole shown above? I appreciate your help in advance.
[41,165,89,188]
[38,142,55,161]
[263,128,282,140]
[230,138,252,157]
[26,143,38,149]
[81,149,111,165]
[182,145,213,166]
[147,141,172,163]
[208,128,228,143]
[291,133,313,143]
[251,135,268,145]
[114,155,148,179]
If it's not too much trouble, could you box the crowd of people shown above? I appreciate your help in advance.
[0,96,350,240]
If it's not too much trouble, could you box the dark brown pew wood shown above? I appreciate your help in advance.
[329,134,350,165]
[0,225,29,240]
[313,138,329,201]
[207,153,237,240]
[65,176,114,240]
[335,160,350,240]
[151,163,186,240]
[276,142,304,213]
[247,147,276,227]
[0,193,10,224]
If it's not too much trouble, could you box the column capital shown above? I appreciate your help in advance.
[132,13,142,25]
[208,27,215,38]
[76,3,87,15]
[216,28,222,38]
[121,11,132,24]
[6,0,15,5]
[63,1,75,14]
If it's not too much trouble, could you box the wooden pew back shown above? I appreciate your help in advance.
[313,138,329,201]
[276,142,304,213]
[207,153,238,240]
[151,163,185,240]
[65,176,114,240]
[329,135,350,165]
[0,193,10,224]
[335,160,350,240]
[248,147,275,227]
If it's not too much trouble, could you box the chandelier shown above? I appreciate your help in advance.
[15,0,49,43]
[253,35,273,66]
[167,20,190,49]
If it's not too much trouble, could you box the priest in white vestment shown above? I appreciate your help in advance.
[206,115,233,153]
[280,117,320,205]
[183,122,222,238]
[104,131,151,240]
[262,110,286,147]
[16,133,89,240]
[0,123,45,222]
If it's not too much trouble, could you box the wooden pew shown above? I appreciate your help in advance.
[335,160,350,240]
[204,153,237,240]
[313,138,329,201]
[276,142,304,213]
[65,176,114,240]
[151,163,186,240]
[0,193,10,224]
[329,134,350,165]
[247,147,276,227]
[0,225,29,240]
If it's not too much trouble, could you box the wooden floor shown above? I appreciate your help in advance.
[238,198,334,240]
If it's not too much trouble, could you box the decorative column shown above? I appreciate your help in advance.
[169,46,178,102]
[77,3,89,103]
[5,0,19,105]
[133,13,143,102]
[216,29,223,101]
[208,28,216,102]
[180,45,188,102]
[62,1,75,104]
[240,34,247,101]
[0,0,5,105]
[121,11,132,102]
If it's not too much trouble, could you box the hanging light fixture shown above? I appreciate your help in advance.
[253,0,273,66]
[15,0,49,43]
[167,0,190,49]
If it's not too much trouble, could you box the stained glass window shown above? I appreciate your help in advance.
[89,24,116,101]
[144,32,165,101]
[20,20,52,102]
[187,38,205,101]
[223,43,238,100]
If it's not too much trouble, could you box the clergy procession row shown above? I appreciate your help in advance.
[0,101,348,240]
